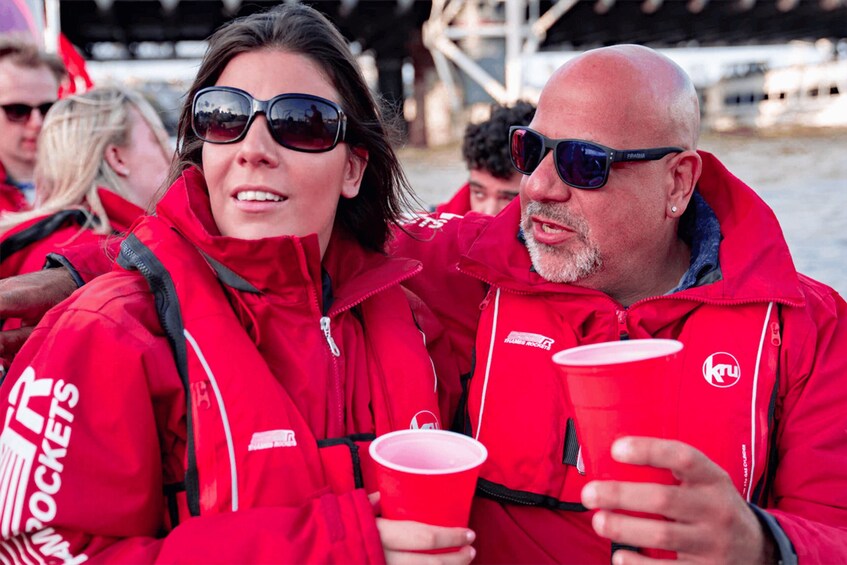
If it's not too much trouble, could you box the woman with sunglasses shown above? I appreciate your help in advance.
[0,4,468,564]
[0,86,171,281]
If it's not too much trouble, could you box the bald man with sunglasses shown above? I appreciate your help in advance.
[395,44,847,563]
[0,38,65,213]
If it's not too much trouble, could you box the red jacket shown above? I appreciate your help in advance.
[0,168,459,563]
[393,151,847,563]
[0,188,142,279]
[0,161,30,214]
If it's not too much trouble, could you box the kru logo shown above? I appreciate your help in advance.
[702,352,741,388]
[410,410,440,430]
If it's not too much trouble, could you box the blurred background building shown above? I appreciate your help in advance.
[3,0,846,144]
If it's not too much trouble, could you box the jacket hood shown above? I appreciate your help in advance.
[457,151,805,307]
[154,167,421,313]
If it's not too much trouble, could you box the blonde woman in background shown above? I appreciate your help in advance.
[0,86,171,279]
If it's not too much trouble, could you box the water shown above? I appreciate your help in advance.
[398,128,847,298]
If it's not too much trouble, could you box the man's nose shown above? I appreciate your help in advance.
[521,152,571,203]
[479,197,500,216]
[25,108,46,129]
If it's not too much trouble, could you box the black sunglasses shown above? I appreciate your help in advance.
[192,86,347,153]
[510,126,684,190]
[1,102,55,123]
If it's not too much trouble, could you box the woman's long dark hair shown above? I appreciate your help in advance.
[167,3,413,252]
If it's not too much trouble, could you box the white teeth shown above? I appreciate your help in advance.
[236,190,283,202]
[541,223,564,233]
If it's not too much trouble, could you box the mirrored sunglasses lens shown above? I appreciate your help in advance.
[193,90,251,142]
[557,141,608,188]
[511,128,543,174]
[269,97,340,150]
[2,104,32,122]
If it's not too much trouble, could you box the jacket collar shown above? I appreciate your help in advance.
[155,167,421,313]
[458,151,805,306]
[96,188,145,232]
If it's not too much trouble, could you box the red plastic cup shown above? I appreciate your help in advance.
[369,429,488,527]
[552,339,683,483]
[553,339,683,559]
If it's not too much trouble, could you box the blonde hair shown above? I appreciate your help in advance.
[0,86,169,236]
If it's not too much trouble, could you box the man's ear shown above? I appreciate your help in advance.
[667,150,702,217]
[341,147,369,199]
[103,144,130,178]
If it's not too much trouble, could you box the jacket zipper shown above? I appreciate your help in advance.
[770,319,782,346]
[320,316,341,356]
[191,381,212,410]
[299,249,423,436]
[479,286,495,311]
[320,262,423,436]
[616,309,629,339]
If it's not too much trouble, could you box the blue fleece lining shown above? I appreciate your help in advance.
[321,268,334,315]
[668,190,722,294]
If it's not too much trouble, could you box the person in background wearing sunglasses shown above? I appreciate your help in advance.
[0,38,66,213]
[0,5,469,564]
[435,101,535,216]
[0,86,171,284]
[394,44,847,563]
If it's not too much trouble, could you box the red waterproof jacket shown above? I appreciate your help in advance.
[393,151,847,563]
[0,162,30,214]
[0,188,142,279]
[0,167,459,563]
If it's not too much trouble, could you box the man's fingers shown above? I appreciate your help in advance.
[0,326,34,361]
[591,510,711,557]
[376,518,474,552]
[582,480,712,523]
[612,437,725,484]
[385,545,475,565]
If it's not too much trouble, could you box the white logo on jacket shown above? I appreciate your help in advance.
[504,331,555,351]
[0,366,84,563]
[248,429,297,451]
[405,213,463,231]
[410,410,440,430]
[702,352,741,388]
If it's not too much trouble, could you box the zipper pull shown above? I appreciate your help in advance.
[616,309,629,339]
[191,381,211,410]
[479,287,495,311]
[320,316,341,357]
[770,320,781,346]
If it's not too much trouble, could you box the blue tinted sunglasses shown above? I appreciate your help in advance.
[510,126,684,189]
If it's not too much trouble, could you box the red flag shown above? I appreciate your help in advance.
[57,33,93,96]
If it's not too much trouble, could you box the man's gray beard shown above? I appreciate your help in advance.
[521,201,602,283]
